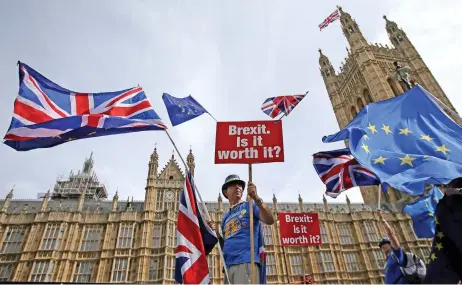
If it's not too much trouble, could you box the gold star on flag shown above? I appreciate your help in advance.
[363,134,369,140]
[367,123,378,134]
[399,154,416,167]
[399,128,412,135]
[421,134,434,142]
[434,196,439,202]
[435,242,443,251]
[424,155,430,158]
[429,212,434,217]
[430,253,437,261]
[66,138,73,142]
[426,259,430,265]
[436,144,450,155]
[435,217,439,225]
[373,156,387,164]
[87,132,96,136]
[436,232,444,239]
[381,124,392,134]
[361,142,370,154]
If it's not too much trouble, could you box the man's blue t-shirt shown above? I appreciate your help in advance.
[221,200,261,266]
[384,247,405,284]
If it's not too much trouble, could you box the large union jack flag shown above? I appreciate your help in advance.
[3,62,166,151]
[175,172,218,284]
[319,9,340,31]
[261,92,307,119]
[312,148,379,198]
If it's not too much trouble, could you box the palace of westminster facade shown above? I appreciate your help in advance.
[0,7,457,284]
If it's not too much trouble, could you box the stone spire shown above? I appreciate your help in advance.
[337,6,368,52]
[298,193,303,212]
[82,152,94,174]
[77,186,86,212]
[272,194,278,214]
[187,147,195,176]
[1,188,13,213]
[323,195,328,212]
[346,195,351,213]
[40,190,51,212]
[218,193,223,212]
[112,191,119,211]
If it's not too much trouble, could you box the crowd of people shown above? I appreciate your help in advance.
[209,175,462,284]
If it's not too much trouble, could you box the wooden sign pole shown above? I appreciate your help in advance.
[248,163,255,284]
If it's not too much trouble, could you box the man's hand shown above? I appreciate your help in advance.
[247,182,259,201]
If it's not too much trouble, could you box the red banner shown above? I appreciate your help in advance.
[278,212,321,246]
[214,120,284,164]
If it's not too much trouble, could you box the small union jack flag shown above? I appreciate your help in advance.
[312,148,379,198]
[261,92,307,119]
[319,9,340,31]
[4,62,167,151]
[175,172,217,284]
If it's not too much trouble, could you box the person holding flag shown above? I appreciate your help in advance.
[208,174,274,284]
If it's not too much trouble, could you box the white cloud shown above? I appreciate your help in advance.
[0,0,459,206]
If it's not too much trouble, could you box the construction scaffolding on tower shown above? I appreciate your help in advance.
[51,152,108,200]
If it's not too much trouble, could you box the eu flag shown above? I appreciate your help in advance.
[322,85,462,196]
[162,93,208,126]
[403,186,443,238]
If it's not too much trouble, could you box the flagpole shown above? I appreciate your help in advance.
[377,184,382,210]
[426,90,462,125]
[163,129,231,284]
[248,163,256,284]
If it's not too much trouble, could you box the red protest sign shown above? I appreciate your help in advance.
[214,120,284,164]
[278,212,321,246]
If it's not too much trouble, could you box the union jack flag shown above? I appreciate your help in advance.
[3,62,166,151]
[175,172,218,284]
[319,9,340,31]
[261,92,307,119]
[312,148,379,198]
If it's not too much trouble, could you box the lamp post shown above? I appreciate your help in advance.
[392,61,412,90]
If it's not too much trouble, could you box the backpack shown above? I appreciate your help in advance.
[391,251,426,284]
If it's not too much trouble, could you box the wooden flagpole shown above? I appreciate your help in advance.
[164,129,231,284]
[248,163,256,284]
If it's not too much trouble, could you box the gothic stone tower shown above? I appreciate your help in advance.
[319,6,458,206]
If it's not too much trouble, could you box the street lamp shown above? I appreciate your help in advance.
[392,61,412,90]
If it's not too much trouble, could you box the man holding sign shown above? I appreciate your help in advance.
[208,174,274,284]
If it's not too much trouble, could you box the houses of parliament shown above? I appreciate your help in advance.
[0,7,455,284]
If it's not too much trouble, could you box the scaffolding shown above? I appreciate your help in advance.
[51,153,108,200]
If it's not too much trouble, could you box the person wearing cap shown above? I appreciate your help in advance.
[208,174,275,284]
[379,212,405,284]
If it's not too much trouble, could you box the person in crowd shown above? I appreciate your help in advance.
[208,174,274,284]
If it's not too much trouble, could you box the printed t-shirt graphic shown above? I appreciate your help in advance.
[221,201,262,266]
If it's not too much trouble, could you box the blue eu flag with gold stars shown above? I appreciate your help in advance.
[322,85,462,196]
[403,186,443,238]
[162,93,208,126]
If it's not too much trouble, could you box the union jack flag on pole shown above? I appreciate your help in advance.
[312,148,380,198]
[175,171,218,284]
[3,62,167,151]
[319,9,340,31]
[261,92,307,119]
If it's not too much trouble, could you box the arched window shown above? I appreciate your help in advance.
[356,97,365,111]
[387,78,401,96]
[350,106,357,119]
[363,89,373,103]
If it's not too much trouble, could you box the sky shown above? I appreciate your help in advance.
[0,0,461,204]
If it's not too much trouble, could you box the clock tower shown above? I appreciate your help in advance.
[153,152,188,212]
